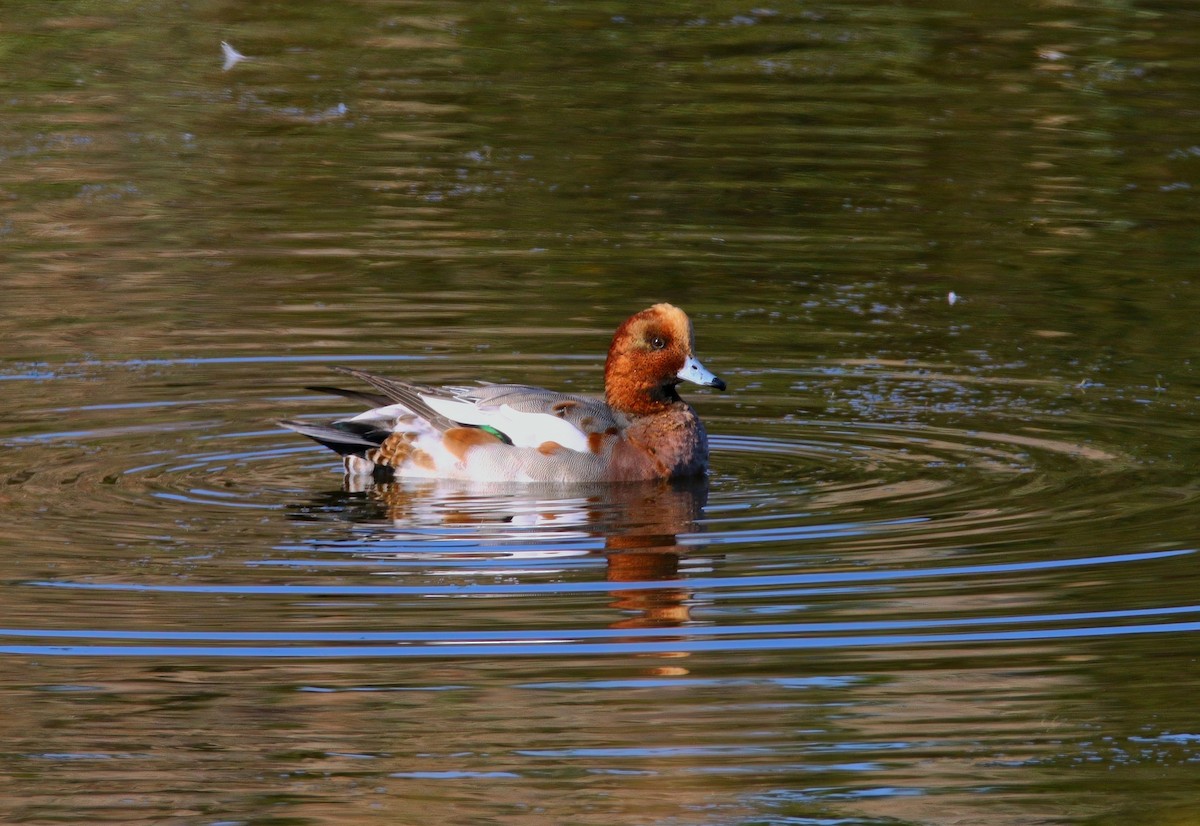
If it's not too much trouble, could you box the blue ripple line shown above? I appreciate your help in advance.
[3,619,1200,657]
[26,548,1194,595]
[6,602,1200,643]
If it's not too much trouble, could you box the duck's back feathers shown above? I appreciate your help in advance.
[330,367,458,431]
[418,384,624,453]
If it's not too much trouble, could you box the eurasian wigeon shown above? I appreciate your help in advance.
[278,303,727,483]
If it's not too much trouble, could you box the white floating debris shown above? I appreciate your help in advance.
[221,41,247,72]
[948,291,958,305]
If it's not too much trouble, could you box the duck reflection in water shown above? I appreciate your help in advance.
[290,475,712,631]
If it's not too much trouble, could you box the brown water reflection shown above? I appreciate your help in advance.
[300,477,706,631]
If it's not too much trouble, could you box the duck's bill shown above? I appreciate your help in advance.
[677,357,727,391]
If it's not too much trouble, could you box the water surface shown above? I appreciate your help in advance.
[2,1,1199,824]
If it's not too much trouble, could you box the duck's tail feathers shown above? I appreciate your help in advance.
[276,419,392,458]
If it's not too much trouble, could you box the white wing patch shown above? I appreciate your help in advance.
[346,403,415,425]
[423,395,591,453]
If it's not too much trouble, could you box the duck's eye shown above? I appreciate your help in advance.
[649,335,667,350]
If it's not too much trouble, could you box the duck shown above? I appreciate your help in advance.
[278,303,726,483]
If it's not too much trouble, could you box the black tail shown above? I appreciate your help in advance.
[276,419,392,458]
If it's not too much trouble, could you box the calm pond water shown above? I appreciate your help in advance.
[2,1,1200,824]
